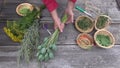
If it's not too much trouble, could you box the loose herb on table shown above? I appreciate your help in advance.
[36,14,68,61]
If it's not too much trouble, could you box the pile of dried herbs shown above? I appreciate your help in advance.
[77,17,93,30]
[96,34,111,47]
[18,19,41,63]
[36,14,68,61]
[4,5,45,42]
[96,16,108,29]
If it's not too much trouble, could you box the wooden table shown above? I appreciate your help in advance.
[0,0,120,68]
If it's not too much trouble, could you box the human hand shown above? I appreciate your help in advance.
[65,1,75,24]
[54,18,64,32]
[50,9,64,32]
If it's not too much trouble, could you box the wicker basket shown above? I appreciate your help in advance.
[95,15,111,30]
[16,3,34,16]
[94,29,115,49]
[76,33,93,49]
[75,16,94,33]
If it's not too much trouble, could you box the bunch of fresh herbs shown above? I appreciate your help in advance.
[36,14,68,61]
[18,19,41,63]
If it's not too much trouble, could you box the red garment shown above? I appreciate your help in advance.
[42,0,76,12]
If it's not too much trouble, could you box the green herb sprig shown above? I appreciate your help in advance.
[36,14,68,61]
[18,20,41,63]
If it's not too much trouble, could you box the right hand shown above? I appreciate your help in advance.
[54,18,64,32]
[50,9,65,32]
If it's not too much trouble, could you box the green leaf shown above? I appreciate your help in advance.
[44,37,48,42]
[44,53,49,61]
[38,55,43,61]
[40,48,46,54]
[36,52,40,57]
[38,45,42,49]
[51,44,57,51]
[49,52,54,59]
[47,49,51,52]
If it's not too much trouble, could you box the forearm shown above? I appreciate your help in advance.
[50,9,59,23]
[67,0,75,9]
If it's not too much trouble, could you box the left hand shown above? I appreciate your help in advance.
[65,0,75,24]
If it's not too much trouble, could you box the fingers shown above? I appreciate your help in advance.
[54,22,64,32]
[66,17,71,24]
[54,23,57,30]
[71,14,74,23]
[66,14,74,24]
[61,23,65,30]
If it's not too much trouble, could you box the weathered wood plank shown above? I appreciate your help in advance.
[43,45,120,68]
[0,45,120,68]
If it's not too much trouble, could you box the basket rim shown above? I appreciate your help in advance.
[76,33,94,49]
[16,3,34,16]
[95,15,111,30]
[94,29,115,48]
[75,16,94,33]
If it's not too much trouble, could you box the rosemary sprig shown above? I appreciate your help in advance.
[18,20,41,63]
[36,14,68,61]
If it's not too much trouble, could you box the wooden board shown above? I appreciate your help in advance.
[116,0,120,10]
[0,45,120,68]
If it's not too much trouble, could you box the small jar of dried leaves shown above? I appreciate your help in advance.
[94,29,115,49]
[95,15,111,30]
[75,16,94,33]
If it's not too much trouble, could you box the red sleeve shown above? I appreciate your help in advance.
[42,0,77,12]
[70,0,77,3]
[42,0,58,12]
